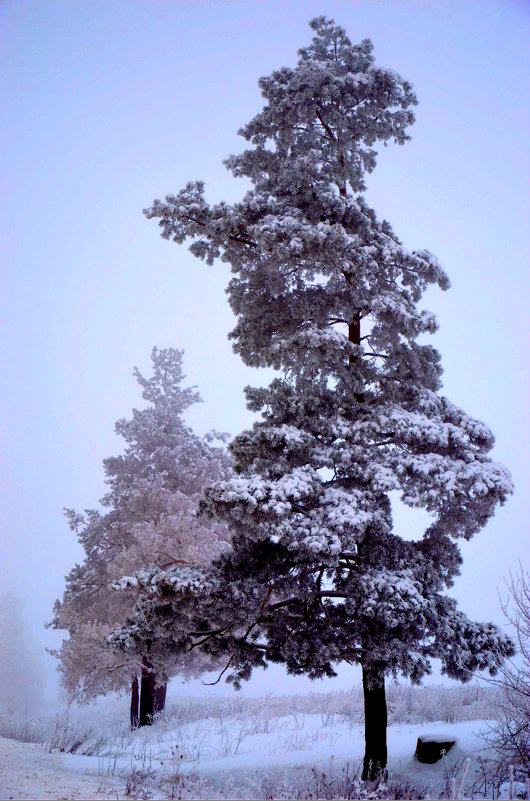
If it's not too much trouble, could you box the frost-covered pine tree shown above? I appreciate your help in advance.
[50,347,231,727]
[112,18,514,775]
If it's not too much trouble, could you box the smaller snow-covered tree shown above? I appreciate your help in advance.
[50,347,231,726]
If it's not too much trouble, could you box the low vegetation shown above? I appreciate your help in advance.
[2,683,528,799]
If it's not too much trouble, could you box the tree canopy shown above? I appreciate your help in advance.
[50,348,231,703]
[110,17,514,777]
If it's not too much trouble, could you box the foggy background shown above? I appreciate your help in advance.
[1,0,528,707]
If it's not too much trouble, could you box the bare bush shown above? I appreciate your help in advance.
[485,566,530,774]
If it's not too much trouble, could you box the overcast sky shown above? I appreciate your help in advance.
[1,0,529,700]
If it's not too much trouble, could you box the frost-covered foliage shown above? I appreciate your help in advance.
[50,348,231,702]
[111,16,514,777]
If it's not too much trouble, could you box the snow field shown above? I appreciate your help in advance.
[0,717,503,799]
[0,737,125,800]
[1,684,524,799]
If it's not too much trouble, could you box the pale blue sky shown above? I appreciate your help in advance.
[1,0,528,699]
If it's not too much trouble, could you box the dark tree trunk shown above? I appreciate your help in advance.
[153,682,167,714]
[349,314,386,781]
[361,664,388,781]
[348,316,365,403]
[130,675,139,730]
[139,654,156,727]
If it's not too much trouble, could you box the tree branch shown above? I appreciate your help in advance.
[185,215,257,249]
[188,626,231,650]
[315,106,336,141]
[201,654,234,686]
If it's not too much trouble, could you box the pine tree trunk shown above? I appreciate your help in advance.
[350,312,386,780]
[130,675,139,730]
[348,316,365,403]
[361,664,388,781]
[153,682,167,714]
[139,654,156,727]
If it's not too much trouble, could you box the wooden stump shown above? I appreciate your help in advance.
[415,734,456,764]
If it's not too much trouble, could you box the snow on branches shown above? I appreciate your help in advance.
[50,348,232,702]
[115,17,513,741]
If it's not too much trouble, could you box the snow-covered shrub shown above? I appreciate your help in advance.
[478,568,530,787]
[0,713,51,744]
[385,683,499,725]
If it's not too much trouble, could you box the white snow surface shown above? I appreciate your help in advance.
[0,737,124,799]
[0,713,503,800]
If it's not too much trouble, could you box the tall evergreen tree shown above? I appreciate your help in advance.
[111,18,514,775]
[50,348,231,726]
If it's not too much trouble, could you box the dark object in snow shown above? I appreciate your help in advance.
[415,734,456,763]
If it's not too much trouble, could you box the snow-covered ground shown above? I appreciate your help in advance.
[0,737,124,799]
[0,688,524,799]
[0,718,495,800]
